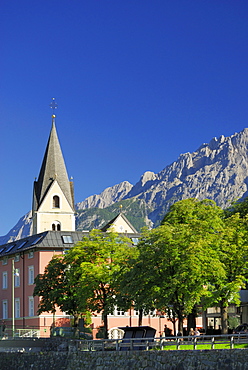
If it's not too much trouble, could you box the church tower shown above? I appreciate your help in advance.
[32,99,75,234]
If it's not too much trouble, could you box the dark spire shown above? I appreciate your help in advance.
[33,102,74,211]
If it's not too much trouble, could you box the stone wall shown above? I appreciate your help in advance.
[1,349,248,370]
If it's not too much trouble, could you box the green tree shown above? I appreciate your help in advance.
[120,199,226,334]
[143,223,224,334]
[65,229,138,338]
[156,198,248,334]
[209,213,248,333]
[225,197,248,218]
[33,255,85,328]
[33,255,64,317]
[118,245,158,326]
[162,198,226,332]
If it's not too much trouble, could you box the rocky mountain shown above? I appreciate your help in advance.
[75,181,133,210]
[0,211,33,245]
[2,128,248,243]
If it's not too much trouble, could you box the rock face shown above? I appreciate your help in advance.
[0,211,33,245]
[76,181,133,210]
[122,128,248,225]
[1,128,248,242]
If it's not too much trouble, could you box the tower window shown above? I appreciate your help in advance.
[53,195,60,208]
[52,221,61,231]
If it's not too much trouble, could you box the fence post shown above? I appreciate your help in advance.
[130,339,133,351]
[146,340,149,351]
[176,338,180,350]
[193,337,197,350]
[116,340,119,351]
[211,337,215,350]
[160,338,163,350]
[88,341,91,351]
[230,336,234,349]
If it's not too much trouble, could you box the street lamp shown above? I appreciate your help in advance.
[12,259,19,338]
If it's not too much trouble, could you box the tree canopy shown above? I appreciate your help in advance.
[34,197,248,337]
[119,198,248,334]
[33,254,85,327]
[65,229,138,338]
[34,230,138,338]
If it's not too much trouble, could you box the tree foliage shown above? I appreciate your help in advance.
[33,255,84,326]
[65,229,138,338]
[34,198,248,336]
[225,197,248,219]
[34,230,137,337]
[119,198,248,334]
[209,213,248,332]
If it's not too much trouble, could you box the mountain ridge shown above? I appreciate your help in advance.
[1,128,248,243]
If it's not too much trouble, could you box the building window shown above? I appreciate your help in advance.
[15,298,20,318]
[28,251,34,259]
[131,238,139,246]
[2,272,7,289]
[112,306,126,316]
[28,266,34,285]
[53,195,60,208]
[2,257,7,265]
[116,309,125,316]
[2,300,8,319]
[14,254,20,262]
[14,268,20,287]
[28,297,34,317]
[62,235,73,244]
[52,221,61,231]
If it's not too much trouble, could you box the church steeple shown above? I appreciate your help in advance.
[32,99,75,234]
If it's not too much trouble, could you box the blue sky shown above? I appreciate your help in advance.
[1,0,248,236]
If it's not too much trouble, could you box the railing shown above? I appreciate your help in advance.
[1,326,45,339]
[16,329,40,338]
[0,333,248,353]
[77,333,248,352]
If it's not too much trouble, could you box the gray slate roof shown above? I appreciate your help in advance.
[0,231,86,256]
[0,230,140,257]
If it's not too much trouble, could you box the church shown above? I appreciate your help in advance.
[0,103,173,339]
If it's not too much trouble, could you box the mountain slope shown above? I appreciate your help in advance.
[2,128,248,242]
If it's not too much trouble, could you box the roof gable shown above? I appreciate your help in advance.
[37,179,75,213]
[101,213,137,233]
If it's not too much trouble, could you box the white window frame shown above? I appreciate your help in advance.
[14,268,20,287]
[14,254,20,262]
[112,306,126,316]
[2,300,8,319]
[28,266,34,285]
[2,257,7,265]
[28,296,34,317]
[15,298,20,318]
[52,194,61,209]
[28,251,34,259]
[2,272,7,289]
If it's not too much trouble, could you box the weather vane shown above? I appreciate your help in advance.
[49,98,58,116]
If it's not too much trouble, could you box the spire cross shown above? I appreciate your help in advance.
[49,98,58,115]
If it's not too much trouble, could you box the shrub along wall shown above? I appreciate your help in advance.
[1,349,248,370]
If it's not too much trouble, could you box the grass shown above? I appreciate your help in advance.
[159,342,248,350]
